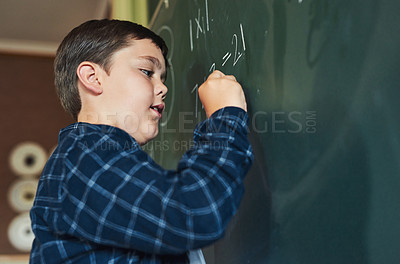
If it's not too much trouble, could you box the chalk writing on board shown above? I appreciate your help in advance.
[190,84,200,118]
[222,23,246,67]
[209,63,216,72]
[188,0,248,115]
[188,0,246,69]
[160,0,250,117]
[189,0,210,52]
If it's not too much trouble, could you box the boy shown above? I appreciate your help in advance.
[30,19,253,263]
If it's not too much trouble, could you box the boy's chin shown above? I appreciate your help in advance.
[138,136,156,146]
[135,131,159,146]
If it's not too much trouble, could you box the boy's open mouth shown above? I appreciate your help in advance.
[150,103,164,118]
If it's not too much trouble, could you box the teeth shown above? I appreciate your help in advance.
[151,105,163,114]
[151,106,161,114]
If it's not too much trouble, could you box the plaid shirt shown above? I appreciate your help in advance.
[30,107,253,263]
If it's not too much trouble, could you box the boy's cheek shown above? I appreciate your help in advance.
[120,114,160,143]
[119,112,140,134]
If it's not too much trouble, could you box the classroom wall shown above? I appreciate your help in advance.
[0,1,109,259]
[0,53,72,256]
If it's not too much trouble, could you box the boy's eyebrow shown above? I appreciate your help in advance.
[138,56,167,81]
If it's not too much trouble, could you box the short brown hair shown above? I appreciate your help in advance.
[54,19,169,120]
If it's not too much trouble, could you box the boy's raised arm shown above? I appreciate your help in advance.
[34,71,253,256]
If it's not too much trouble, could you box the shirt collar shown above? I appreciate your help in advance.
[59,122,140,150]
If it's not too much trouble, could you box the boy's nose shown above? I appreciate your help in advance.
[156,81,168,99]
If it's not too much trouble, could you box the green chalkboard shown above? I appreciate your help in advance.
[148,0,400,263]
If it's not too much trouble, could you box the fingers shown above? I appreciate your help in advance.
[207,70,224,79]
[224,75,237,81]
[199,69,247,117]
[208,70,237,81]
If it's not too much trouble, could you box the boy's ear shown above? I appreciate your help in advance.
[76,61,103,95]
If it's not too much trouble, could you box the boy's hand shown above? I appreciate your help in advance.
[198,70,247,118]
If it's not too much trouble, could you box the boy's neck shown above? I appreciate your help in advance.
[77,110,118,127]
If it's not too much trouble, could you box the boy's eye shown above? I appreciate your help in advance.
[141,69,153,77]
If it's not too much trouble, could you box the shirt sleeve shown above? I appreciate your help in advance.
[58,107,254,255]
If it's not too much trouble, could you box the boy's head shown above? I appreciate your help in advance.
[54,19,169,145]
[54,19,168,121]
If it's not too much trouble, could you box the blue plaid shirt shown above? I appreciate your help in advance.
[30,107,253,263]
